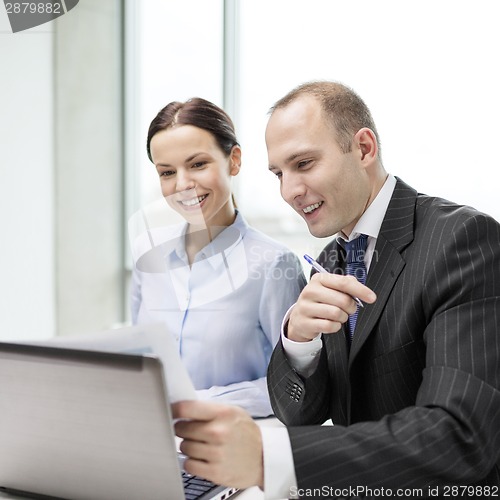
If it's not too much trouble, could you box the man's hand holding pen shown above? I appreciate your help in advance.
[287,272,377,343]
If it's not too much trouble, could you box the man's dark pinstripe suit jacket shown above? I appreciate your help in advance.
[268,178,500,493]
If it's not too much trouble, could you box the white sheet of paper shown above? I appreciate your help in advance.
[20,323,196,403]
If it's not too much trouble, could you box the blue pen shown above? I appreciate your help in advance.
[303,254,364,308]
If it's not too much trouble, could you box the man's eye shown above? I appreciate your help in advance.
[297,160,311,168]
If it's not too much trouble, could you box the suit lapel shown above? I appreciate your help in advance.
[348,178,418,366]
[317,240,350,423]
[317,239,349,354]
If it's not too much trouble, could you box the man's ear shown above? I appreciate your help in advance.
[229,145,242,176]
[354,128,378,164]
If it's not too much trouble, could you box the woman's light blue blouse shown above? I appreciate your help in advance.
[131,212,306,417]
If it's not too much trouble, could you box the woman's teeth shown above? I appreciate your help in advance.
[181,194,207,207]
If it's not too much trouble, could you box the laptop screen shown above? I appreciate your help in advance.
[0,343,186,499]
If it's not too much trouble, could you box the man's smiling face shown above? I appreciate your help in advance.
[265,95,371,238]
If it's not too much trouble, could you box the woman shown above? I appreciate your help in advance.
[131,98,306,417]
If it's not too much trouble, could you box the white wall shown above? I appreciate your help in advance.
[54,0,124,336]
[0,1,125,341]
[132,0,224,209]
[0,9,55,340]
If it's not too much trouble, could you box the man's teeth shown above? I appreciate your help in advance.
[181,195,207,207]
[303,201,323,214]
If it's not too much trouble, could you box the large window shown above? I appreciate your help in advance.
[127,0,500,263]
[125,0,224,210]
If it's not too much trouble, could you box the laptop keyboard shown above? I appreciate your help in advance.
[182,470,219,500]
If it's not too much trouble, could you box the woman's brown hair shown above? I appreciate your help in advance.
[147,97,239,162]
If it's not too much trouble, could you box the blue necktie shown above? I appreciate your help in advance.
[345,234,368,341]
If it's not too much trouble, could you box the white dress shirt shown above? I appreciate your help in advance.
[131,211,306,417]
[261,174,397,499]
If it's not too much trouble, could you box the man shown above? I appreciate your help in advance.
[174,81,500,498]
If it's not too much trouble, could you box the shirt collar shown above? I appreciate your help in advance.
[338,173,397,244]
[170,210,248,269]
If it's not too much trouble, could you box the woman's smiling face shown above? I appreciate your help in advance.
[150,124,240,228]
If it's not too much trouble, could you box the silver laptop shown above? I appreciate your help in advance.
[0,342,238,500]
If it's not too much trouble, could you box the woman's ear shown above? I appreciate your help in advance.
[354,128,378,165]
[229,146,242,176]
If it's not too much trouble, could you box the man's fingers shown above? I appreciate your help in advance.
[305,302,350,325]
[172,400,220,421]
[179,439,220,463]
[173,401,223,443]
[302,287,357,315]
[288,304,345,340]
[175,419,207,441]
[287,273,377,341]
[312,272,377,305]
[173,402,247,445]
[183,458,216,483]
[172,402,264,490]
